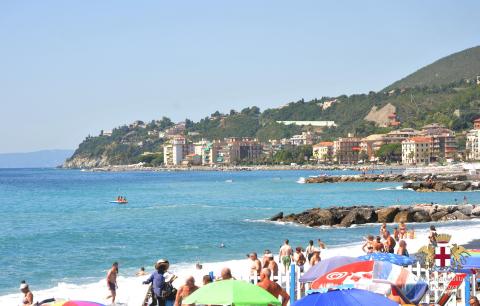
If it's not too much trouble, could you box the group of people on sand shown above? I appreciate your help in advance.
[361,222,414,256]
[247,239,326,279]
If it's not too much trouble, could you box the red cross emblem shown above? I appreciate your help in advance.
[434,246,451,267]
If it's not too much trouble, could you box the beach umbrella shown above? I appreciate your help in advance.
[300,256,360,282]
[183,279,281,306]
[358,253,416,266]
[311,260,421,295]
[51,301,105,306]
[294,289,399,306]
[458,249,480,270]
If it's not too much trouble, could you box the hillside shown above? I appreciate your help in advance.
[65,46,480,168]
[386,46,480,90]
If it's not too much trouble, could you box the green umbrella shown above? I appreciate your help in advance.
[183,279,281,306]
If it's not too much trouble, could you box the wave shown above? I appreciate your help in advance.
[376,185,404,191]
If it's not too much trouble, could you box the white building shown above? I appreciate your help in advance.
[466,129,480,161]
[402,137,432,165]
[163,136,193,166]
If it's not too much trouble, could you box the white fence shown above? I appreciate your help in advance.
[248,262,469,306]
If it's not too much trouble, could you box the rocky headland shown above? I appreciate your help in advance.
[269,203,480,228]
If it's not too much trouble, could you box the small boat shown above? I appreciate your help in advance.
[110,200,128,204]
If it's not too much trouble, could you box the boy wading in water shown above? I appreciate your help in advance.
[106,262,119,303]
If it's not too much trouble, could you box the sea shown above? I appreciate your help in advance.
[2,168,480,305]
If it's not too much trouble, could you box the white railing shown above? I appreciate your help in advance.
[248,261,466,306]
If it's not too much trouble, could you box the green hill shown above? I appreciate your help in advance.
[386,46,480,90]
[65,45,480,168]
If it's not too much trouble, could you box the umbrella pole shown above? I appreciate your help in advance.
[290,264,296,305]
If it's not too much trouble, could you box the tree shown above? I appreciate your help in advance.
[375,143,402,163]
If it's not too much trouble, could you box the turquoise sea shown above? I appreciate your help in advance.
[1,168,479,297]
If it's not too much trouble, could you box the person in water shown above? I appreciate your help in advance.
[20,281,33,306]
[106,262,119,304]
[174,276,198,306]
[136,267,148,276]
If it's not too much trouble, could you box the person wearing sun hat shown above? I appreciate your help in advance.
[19,280,33,306]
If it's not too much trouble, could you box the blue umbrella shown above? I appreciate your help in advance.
[294,289,399,306]
[299,256,359,282]
[358,253,416,266]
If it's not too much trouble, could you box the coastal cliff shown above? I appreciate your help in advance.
[63,154,111,169]
[270,203,480,228]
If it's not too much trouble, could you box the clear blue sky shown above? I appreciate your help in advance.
[0,1,479,153]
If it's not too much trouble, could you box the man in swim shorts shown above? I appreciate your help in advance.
[278,239,293,272]
[106,262,118,303]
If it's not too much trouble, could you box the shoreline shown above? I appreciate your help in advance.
[2,219,480,305]
[63,164,406,172]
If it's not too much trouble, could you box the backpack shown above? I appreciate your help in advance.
[161,281,177,300]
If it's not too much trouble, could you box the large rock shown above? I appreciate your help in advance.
[472,206,480,217]
[445,181,470,191]
[377,207,400,223]
[440,211,470,221]
[412,210,432,222]
[431,210,449,221]
[394,210,414,223]
[458,204,474,216]
[270,212,283,221]
[340,208,377,227]
[309,209,335,226]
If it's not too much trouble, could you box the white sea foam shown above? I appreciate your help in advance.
[2,220,480,306]
[376,185,404,191]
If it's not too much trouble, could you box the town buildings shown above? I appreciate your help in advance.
[334,135,361,164]
[401,136,432,165]
[466,119,480,161]
[312,142,334,162]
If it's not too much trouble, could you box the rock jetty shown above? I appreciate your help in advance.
[305,174,468,184]
[270,203,480,228]
[403,181,480,192]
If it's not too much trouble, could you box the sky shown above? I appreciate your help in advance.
[0,1,479,153]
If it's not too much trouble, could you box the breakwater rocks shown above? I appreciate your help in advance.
[305,174,467,184]
[270,204,480,228]
[403,181,480,192]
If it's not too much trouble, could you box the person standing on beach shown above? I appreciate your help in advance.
[293,247,306,272]
[249,252,262,277]
[383,231,396,253]
[19,281,33,306]
[220,267,234,280]
[362,235,375,254]
[257,268,289,306]
[374,236,385,253]
[143,260,168,306]
[106,262,118,304]
[396,240,409,256]
[279,240,293,272]
[309,249,321,266]
[305,240,315,262]
[429,225,438,246]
